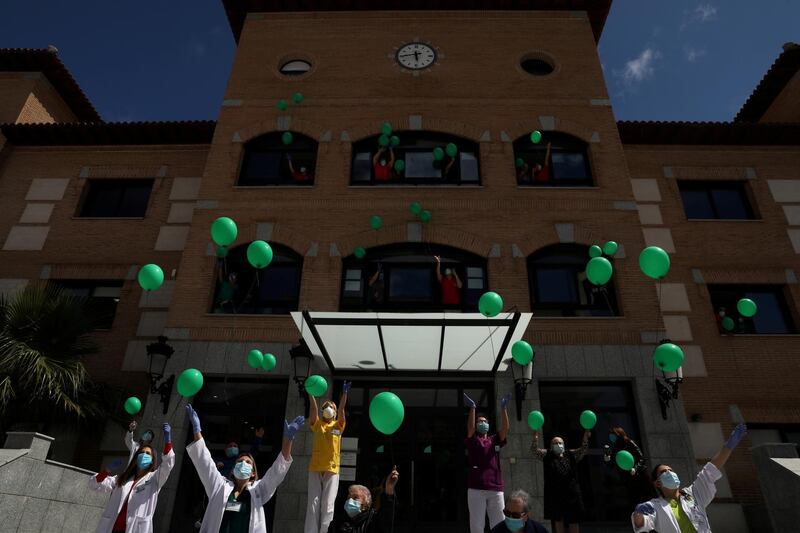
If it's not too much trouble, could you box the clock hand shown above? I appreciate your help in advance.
[398,53,418,58]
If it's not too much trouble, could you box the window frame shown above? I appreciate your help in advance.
[52,279,124,330]
[678,180,757,220]
[279,59,312,77]
[237,132,318,187]
[513,131,594,187]
[707,284,797,335]
[77,178,154,218]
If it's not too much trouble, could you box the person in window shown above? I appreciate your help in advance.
[326,466,398,533]
[214,428,265,477]
[533,142,552,183]
[435,255,463,306]
[517,161,532,183]
[531,428,591,533]
[490,490,550,533]
[603,426,653,511]
[632,424,747,533]
[372,147,395,182]
[368,263,385,309]
[216,258,238,313]
[287,154,313,183]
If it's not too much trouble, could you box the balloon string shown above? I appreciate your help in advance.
[389,436,396,533]
[169,395,186,425]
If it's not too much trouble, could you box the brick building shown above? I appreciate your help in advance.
[0,2,798,532]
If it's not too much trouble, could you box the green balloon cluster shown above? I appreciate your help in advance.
[381,122,393,136]
[586,257,613,286]
[247,240,273,269]
[616,450,635,471]
[370,215,383,230]
[292,92,304,104]
[261,353,276,371]
[177,368,204,397]
[528,410,545,430]
[394,159,405,172]
[305,375,328,397]
[653,343,684,372]
[515,158,525,169]
[579,410,597,430]
[530,130,543,144]
[737,298,757,318]
[479,291,503,317]
[721,316,735,332]
[370,391,405,435]
[354,246,366,259]
[410,202,423,216]
[378,134,390,147]
[390,135,400,147]
[511,340,534,365]
[639,246,670,279]
[433,147,444,161]
[589,245,602,258]
[420,210,432,223]
[603,241,619,256]
[282,131,293,145]
[247,349,264,369]
[138,264,164,292]
[276,99,288,111]
[211,217,238,247]
[124,396,141,415]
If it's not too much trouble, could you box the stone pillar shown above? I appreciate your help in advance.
[752,443,800,533]
[3,432,53,459]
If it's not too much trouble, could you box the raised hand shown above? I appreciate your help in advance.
[162,423,172,444]
[342,380,352,394]
[634,502,655,516]
[128,420,138,433]
[284,415,306,440]
[725,423,747,450]
[463,392,476,410]
[254,427,265,439]
[499,393,512,409]
[186,404,202,435]
[385,465,399,493]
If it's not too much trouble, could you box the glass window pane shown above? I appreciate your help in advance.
[345,269,362,281]
[748,429,783,447]
[258,267,299,302]
[536,268,578,303]
[681,189,714,219]
[406,152,440,178]
[466,267,483,278]
[243,152,282,181]
[93,286,121,298]
[746,291,791,334]
[352,153,372,183]
[81,184,121,217]
[389,267,432,301]
[711,188,749,219]
[118,183,152,217]
[459,152,479,182]
[344,280,362,292]
[467,277,484,289]
[551,152,588,180]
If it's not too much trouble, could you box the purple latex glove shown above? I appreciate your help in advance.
[186,404,202,435]
[499,393,512,410]
[725,423,747,450]
[463,393,476,409]
[284,416,306,440]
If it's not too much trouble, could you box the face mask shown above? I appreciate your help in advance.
[141,431,154,442]
[552,443,565,455]
[226,447,239,458]
[380,160,387,166]
[300,167,307,173]
[659,470,680,490]
[504,517,525,531]
[136,453,153,470]
[344,498,362,518]
[444,269,452,276]
[608,434,617,443]
[233,461,253,480]
[476,422,490,434]
[323,406,335,420]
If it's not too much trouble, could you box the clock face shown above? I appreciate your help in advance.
[395,43,437,70]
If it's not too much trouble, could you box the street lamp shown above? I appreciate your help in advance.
[290,339,314,417]
[146,336,175,415]
[505,358,533,421]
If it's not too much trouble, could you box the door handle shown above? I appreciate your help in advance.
[410,460,415,507]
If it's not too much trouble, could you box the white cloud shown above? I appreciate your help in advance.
[685,46,707,62]
[621,48,661,84]
[681,3,718,30]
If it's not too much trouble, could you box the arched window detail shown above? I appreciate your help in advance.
[340,243,488,311]
[513,131,593,187]
[527,243,620,316]
[238,132,318,186]
[212,243,303,314]
[351,132,480,185]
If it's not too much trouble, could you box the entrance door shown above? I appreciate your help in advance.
[346,382,494,533]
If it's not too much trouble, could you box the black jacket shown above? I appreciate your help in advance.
[327,494,396,533]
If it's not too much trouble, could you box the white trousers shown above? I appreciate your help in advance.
[467,488,505,533]
[304,471,340,533]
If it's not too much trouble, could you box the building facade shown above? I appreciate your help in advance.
[1,2,799,532]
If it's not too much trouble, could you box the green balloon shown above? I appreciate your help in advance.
[292,92,304,104]
[445,143,458,157]
[378,134,390,147]
[410,202,423,216]
[603,241,619,256]
[589,245,602,258]
[579,410,597,430]
[511,340,534,365]
[354,246,366,259]
[721,316,735,332]
[390,135,400,147]
[530,130,543,144]
[369,391,405,435]
[261,353,276,371]
[737,298,757,318]
[586,257,613,286]
[381,122,393,136]
[138,264,164,292]
[216,246,229,258]
[394,160,405,172]
[527,410,545,430]
[616,450,635,471]
[653,343,684,372]
[639,246,670,279]
[247,349,264,369]
[370,215,383,230]
[420,210,432,223]
[177,368,204,397]
[282,131,293,145]
[124,396,141,415]
[211,216,238,247]
[276,99,288,111]
[515,158,525,169]
[305,374,328,397]
[479,291,503,317]
[433,147,444,161]
[247,240,273,269]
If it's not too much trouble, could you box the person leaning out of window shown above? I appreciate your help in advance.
[372,147,395,182]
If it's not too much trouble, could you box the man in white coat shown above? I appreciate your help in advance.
[185,403,305,533]
[631,423,747,533]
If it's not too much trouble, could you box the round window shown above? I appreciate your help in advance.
[279,59,312,76]
[520,57,554,76]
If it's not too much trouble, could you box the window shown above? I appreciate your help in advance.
[350,132,480,185]
[514,131,592,186]
[527,244,620,317]
[678,181,756,220]
[279,59,311,76]
[520,57,554,76]
[748,424,800,454]
[340,243,488,311]
[707,284,796,334]
[238,132,317,186]
[212,243,302,314]
[53,280,123,329]
[78,179,153,217]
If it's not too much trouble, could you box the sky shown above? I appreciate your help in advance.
[0,0,798,122]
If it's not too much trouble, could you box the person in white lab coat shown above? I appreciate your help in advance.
[185,403,305,533]
[631,423,747,533]
[89,422,175,533]
[124,420,154,464]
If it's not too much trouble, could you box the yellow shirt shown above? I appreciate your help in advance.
[309,418,345,473]
[669,498,697,533]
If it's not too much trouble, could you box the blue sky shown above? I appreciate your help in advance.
[1,0,797,122]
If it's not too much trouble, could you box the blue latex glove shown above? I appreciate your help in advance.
[162,423,172,444]
[342,380,352,394]
[725,423,747,450]
[284,416,306,440]
[635,502,655,516]
[108,458,125,472]
[500,393,512,409]
[463,392,476,409]
[186,404,202,435]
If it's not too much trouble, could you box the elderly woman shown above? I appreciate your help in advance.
[490,490,550,533]
[326,466,399,533]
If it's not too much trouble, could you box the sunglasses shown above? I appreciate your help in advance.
[503,510,527,519]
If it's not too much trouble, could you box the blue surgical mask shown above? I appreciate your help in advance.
[609,434,618,443]
[141,431,154,443]
[233,461,253,480]
[136,453,153,470]
[344,498,362,518]
[659,470,680,490]
[476,421,490,434]
[504,517,525,531]
[226,446,239,458]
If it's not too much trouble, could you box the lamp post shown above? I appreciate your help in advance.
[146,336,175,415]
[506,358,533,421]
[290,339,314,417]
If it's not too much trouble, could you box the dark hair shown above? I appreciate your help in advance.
[228,452,259,482]
[610,426,630,442]
[651,463,668,482]
[117,446,157,487]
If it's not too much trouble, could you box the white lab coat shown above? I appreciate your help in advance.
[186,437,292,533]
[124,430,138,464]
[631,462,722,533]
[88,448,176,533]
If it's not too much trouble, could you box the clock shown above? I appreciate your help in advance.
[395,43,437,70]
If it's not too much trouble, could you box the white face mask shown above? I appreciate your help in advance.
[552,443,565,455]
[323,406,335,419]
